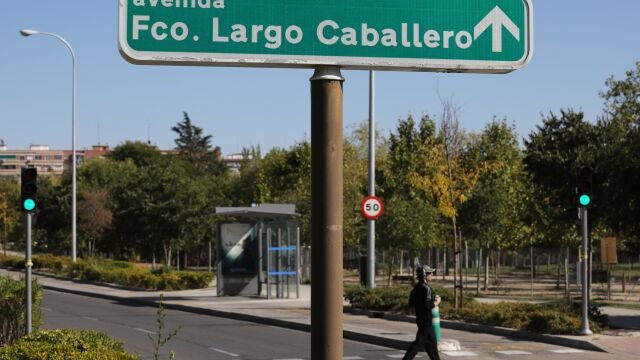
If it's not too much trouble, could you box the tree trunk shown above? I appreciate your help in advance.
[452,219,459,309]
[458,230,464,307]
[442,247,447,281]
[476,249,481,296]
[163,244,172,269]
[494,251,500,294]
[564,246,570,297]
[556,253,561,290]
[484,250,490,291]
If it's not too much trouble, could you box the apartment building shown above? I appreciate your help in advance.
[0,141,109,180]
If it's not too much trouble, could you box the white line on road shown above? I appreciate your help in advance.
[550,349,584,353]
[496,350,532,355]
[344,357,364,360]
[40,307,52,311]
[441,351,478,357]
[82,316,98,321]
[208,347,239,357]
[133,327,156,335]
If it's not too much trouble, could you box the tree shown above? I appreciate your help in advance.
[108,141,161,167]
[523,109,596,294]
[260,142,312,245]
[0,181,20,255]
[171,112,224,174]
[597,62,640,253]
[460,119,532,292]
[408,101,482,308]
[377,115,439,270]
[77,189,112,257]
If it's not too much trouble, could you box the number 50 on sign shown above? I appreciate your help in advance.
[361,196,385,220]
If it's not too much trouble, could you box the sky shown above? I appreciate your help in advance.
[2,1,640,155]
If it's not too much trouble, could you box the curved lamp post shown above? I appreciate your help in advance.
[20,29,77,262]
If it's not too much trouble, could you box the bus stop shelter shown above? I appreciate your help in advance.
[215,204,300,298]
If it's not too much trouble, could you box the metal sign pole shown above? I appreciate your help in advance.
[367,69,376,289]
[310,66,344,360]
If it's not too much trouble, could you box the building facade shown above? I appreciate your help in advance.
[0,142,110,180]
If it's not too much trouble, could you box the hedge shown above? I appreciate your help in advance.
[0,255,213,291]
[0,329,139,360]
[344,285,607,335]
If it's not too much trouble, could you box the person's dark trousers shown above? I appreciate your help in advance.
[402,325,440,360]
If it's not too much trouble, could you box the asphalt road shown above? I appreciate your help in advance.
[41,289,626,360]
[41,289,400,359]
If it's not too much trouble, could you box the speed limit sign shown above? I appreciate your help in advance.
[361,195,384,220]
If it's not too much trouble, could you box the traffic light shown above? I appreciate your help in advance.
[21,167,37,212]
[577,166,592,207]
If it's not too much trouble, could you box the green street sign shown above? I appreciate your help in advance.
[119,0,532,73]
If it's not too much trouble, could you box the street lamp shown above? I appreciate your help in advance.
[20,28,78,262]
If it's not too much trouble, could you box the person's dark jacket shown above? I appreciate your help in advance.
[409,281,436,328]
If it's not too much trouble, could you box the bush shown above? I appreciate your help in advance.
[0,276,42,346]
[0,329,139,360]
[0,254,214,291]
[344,285,607,335]
[446,300,606,335]
[344,284,459,313]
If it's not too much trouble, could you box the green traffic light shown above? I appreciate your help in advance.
[23,198,36,211]
[579,194,591,206]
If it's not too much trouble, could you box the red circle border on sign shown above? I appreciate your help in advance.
[360,195,384,220]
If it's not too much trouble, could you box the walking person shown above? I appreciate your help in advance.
[402,265,441,360]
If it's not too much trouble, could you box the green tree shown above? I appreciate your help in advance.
[172,112,224,174]
[78,158,138,258]
[0,181,20,254]
[109,141,161,167]
[77,189,112,258]
[260,142,312,245]
[523,110,596,293]
[460,119,532,291]
[597,62,640,253]
[377,115,439,264]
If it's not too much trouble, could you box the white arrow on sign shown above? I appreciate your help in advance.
[474,6,520,53]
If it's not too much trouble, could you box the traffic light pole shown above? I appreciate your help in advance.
[25,212,33,335]
[579,207,592,335]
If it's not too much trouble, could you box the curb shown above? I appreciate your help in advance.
[345,308,608,353]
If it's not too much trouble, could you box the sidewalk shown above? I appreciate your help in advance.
[3,269,640,358]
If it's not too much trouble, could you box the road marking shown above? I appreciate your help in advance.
[82,316,98,321]
[133,328,156,335]
[550,349,584,354]
[496,350,532,355]
[344,357,364,360]
[208,347,239,357]
[441,351,477,357]
[41,307,52,311]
